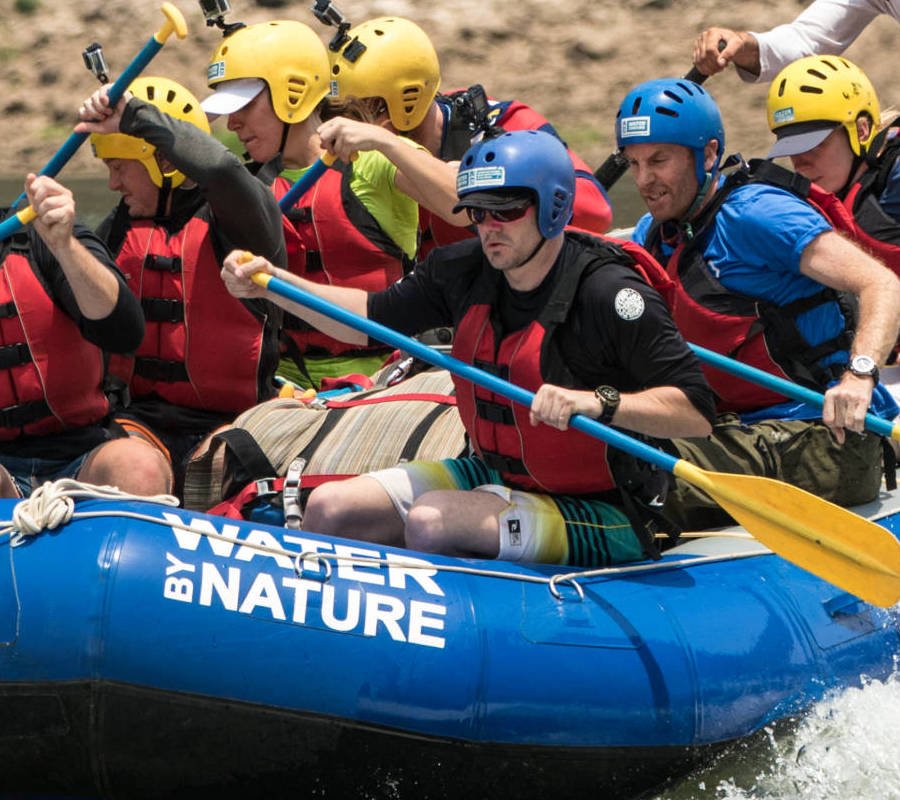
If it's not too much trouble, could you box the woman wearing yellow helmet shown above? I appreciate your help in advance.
[201,20,424,390]
[766,56,900,256]
[75,76,286,495]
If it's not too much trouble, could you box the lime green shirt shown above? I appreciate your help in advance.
[281,142,420,260]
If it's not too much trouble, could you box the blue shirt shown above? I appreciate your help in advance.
[634,179,899,421]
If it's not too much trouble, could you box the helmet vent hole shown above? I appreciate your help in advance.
[484,152,495,162]
[777,78,787,98]
[807,68,828,81]
[166,89,177,104]
[656,106,679,118]
[286,77,310,108]
[663,90,685,104]
[147,86,155,101]
[799,86,824,95]
[630,97,642,114]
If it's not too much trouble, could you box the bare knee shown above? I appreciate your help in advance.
[304,481,354,534]
[79,439,172,496]
[405,495,449,554]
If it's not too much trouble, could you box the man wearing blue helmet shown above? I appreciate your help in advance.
[222,129,716,567]
[617,77,900,525]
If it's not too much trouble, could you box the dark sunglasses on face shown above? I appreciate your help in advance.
[465,203,532,225]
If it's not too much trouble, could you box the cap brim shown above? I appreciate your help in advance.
[452,190,532,215]
[767,122,839,159]
[201,78,266,117]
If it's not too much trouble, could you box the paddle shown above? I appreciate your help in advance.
[690,343,900,441]
[595,45,723,191]
[278,153,337,212]
[0,2,187,241]
[246,267,900,607]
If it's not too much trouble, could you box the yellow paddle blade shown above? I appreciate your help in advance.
[674,461,900,608]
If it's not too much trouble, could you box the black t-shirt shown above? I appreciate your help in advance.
[368,235,716,423]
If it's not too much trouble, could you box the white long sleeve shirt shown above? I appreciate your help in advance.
[737,0,899,83]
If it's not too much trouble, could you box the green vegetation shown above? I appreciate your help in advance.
[0,47,20,64]
[212,127,244,158]
[14,0,41,14]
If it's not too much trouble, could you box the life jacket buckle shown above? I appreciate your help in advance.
[282,458,307,530]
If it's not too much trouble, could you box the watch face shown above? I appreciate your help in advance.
[851,355,877,375]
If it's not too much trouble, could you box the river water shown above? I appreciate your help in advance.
[2,174,899,800]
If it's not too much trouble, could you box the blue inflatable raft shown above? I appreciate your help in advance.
[2,487,899,799]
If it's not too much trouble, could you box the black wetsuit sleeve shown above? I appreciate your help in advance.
[119,99,287,268]
[561,264,717,424]
[30,224,145,353]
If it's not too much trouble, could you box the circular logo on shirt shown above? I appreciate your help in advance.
[614,288,645,321]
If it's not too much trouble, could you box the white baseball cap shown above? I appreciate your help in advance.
[201,78,266,117]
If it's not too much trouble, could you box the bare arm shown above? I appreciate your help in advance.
[800,229,900,440]
[25,174,120,320]
[692,28,761,77]
[529,384,712,439]
[318,117,469,226]
[221,250,368,346]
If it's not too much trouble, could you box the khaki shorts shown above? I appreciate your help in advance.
[666,415,884,530]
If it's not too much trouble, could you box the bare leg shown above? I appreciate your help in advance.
[405,489,505,558]
[304,476,405,547]
[0,465,21,499]
[78,438,173,496]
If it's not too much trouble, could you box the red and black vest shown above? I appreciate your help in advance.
[645,160,854,413]
[107,212,271,414]
[273,162,414,356]
[451,234,654,494]
[840,126,900,275]
[420,90,613,257]
[0,235,108,441]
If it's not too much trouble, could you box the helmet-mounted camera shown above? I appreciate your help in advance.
[197,0,245,36]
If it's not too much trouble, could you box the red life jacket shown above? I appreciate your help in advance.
[0,237,108,441]
[645,161,853,413]
[107,213,269,414]
[451,235,634,494]
[273,163,412,356]
[420,91,614,257]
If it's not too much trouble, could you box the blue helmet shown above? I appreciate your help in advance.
[615,78,725,188]
[455,130,575,239]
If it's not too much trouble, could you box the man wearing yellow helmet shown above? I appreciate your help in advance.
[693,0,899,83]
[324,16,613,258]
[0,174,163,499]
[201,20,426,390]
[75,77,286,495]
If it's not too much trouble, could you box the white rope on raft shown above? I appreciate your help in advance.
[0,478,770,600]
[1,478,179,546]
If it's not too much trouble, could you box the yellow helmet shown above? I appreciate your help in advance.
[205,21,330,124]
[329,17,441,131]
[90,77,210,189]
[767,55,879,158]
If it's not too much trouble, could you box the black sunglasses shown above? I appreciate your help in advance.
[465,203,532,225]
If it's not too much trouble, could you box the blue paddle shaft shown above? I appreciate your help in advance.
[264,274,681,474]
[7,37,167,215]
[690,343,894,438]
[278,158,330,212]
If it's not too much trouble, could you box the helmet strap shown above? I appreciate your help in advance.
[836,152,866,200]
[279,123,291,159]
[679,172,714,238]
[154,177,173,221]
[511,235,548,270]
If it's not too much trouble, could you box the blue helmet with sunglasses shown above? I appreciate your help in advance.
[454,130,575,239]
[615,78,725,189]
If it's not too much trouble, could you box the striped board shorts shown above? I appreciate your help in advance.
[368,456,643,567]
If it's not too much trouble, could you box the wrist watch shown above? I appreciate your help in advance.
[848,354,880,384]
[594,385,620,424]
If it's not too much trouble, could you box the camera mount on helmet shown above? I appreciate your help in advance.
[311,0,353,53]
[82,42,110,85]
[197,0,245,37]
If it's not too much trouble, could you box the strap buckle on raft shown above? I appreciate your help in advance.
[283,458,306,530]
